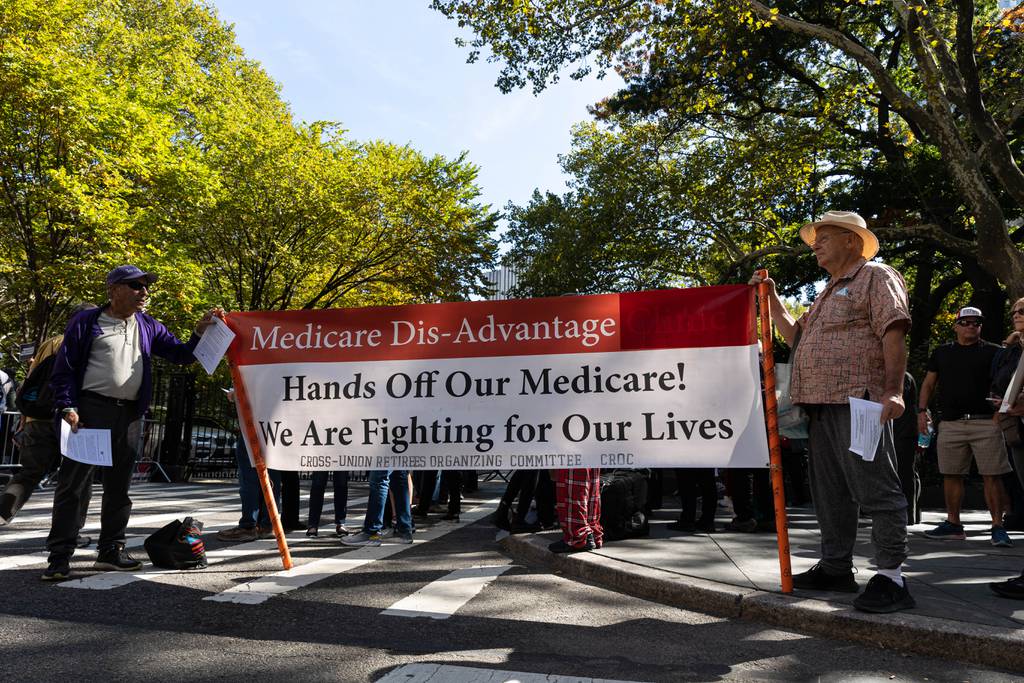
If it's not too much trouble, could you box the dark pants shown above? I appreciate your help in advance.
[281,471,300,529]
[416,470,461,515]
[675,468,717,524]
[307,471,349,528]
[727,468,772,521]
[896,447,921,525]
[1,420,90,524]
[47,393,140,561]
[234,441,281,529]
[806,404,908,572]
[499,470,555,525]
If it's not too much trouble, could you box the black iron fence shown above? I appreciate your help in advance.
[142,362,239,481]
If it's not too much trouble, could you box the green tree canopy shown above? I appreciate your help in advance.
[0,0,497,356]
[434,0,1023,361]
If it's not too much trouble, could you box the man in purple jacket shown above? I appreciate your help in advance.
[42,265,216,581]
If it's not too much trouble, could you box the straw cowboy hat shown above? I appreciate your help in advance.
[799,211,879,260]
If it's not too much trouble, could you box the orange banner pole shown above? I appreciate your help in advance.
[755,270,793,594]
[221,312,293,570]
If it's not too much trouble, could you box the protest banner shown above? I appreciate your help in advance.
[224,285,769,472]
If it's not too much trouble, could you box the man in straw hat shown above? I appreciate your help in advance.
[751,211,915,613]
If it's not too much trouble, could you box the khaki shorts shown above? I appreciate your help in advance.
[936,419,1011,476]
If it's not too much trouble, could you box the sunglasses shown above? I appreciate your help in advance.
[1013,308,1024,317]
[122,280,150,291]
[956,320,981,327]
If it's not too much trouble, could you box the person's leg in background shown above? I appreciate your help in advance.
[442,470,461,521]
[725,469,757,532]
[415,470,439,518]
[280,471,301,531]
[332,470,350,535]
[644,468,664,514]
[0,420,61,524]
[535,470,557,528]
[389,470,413,541]
[493,470,524,530]
[306,470,328,536]
[255,468,283,536]
[671,468,694,531]
[696,468,718,532]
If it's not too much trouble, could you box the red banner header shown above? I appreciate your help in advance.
[225,285,755,365]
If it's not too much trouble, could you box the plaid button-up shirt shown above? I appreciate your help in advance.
[791,259,910,405]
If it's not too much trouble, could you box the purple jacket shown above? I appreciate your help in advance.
[50,304,200,418]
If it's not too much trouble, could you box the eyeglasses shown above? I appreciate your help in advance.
[1012,308,1024,317]
[956,320,982,327]
[122,280,150,292]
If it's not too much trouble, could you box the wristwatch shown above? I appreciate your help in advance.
[917,408,928,413]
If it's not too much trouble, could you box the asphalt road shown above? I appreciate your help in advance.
[0,479,1017,682]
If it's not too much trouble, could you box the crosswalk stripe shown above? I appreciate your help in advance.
[2,491,239,524]
[40,495,371,586]
[381,564,512,619]
[376,664,649,683]
[0,503,240,545]
[1,525,232,573]
[0,492,371,556]
[204,498,499,605]
[58,536,317,590]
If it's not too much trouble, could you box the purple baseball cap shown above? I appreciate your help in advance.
[106,265,158,286]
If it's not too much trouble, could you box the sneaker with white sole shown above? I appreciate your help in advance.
[395,530,414,544]
[341,531,382,547]
[992,526,1013,547]
[924,520,966,540]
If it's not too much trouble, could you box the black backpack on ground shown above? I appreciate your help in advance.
[15,354,57,419]
[144,517,208,570]
[600,469,650,541]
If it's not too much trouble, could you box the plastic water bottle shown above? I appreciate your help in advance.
[917,426,933,449]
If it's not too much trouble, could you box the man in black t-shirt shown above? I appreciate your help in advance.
[918,306,1012,546]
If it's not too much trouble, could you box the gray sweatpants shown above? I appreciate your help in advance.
[806,404,909,573]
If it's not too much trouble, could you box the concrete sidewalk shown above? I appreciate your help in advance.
[501,504,1024,671]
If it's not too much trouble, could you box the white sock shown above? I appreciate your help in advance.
[876,567,904,587]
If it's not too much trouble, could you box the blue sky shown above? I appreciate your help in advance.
[210,1,622,219]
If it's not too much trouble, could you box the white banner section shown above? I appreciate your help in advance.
[238,345,768,470]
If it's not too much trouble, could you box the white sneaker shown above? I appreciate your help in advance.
[395,530,413,544]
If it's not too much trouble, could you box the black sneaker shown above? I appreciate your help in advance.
[853,575,916,613]
[584,532,597,550]
[792,563,859,593]
[93,544,143,571]
[990,571,1024,599]
[41,557,71,582]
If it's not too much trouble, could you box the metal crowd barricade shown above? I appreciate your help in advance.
[0,410,22,484]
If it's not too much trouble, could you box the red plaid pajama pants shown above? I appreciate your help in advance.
[554,468,603,548]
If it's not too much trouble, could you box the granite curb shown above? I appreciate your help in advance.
[500,533,1024,672]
